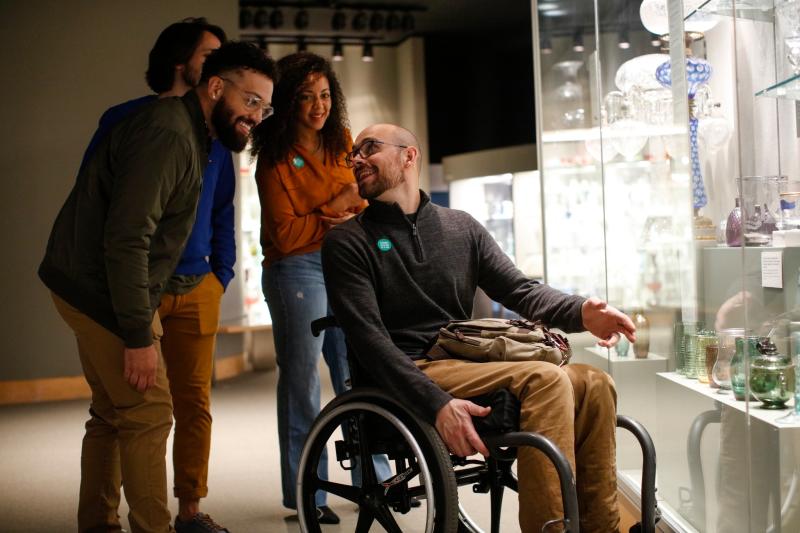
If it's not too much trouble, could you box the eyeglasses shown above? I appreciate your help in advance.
[218,76,274,119]
[345,139,408,167]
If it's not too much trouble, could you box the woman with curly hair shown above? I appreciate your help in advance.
[251,51,366,523]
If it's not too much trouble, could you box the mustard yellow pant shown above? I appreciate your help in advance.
[52,294,174,533]
[416,360,619,533]
[157,273,224,500]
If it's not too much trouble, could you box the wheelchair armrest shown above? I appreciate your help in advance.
[467,389,520,436]
[310,316,340,337]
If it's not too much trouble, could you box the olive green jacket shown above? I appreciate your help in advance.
[39,91,209,348]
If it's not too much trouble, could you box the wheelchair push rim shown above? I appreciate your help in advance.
[297,400,458,532]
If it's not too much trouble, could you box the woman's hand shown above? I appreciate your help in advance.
[321,212,356,227]
[327,183,362,213]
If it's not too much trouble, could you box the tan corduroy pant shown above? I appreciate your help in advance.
[52,294,174,533]
[416,360,619,533]
[157,273,224,500]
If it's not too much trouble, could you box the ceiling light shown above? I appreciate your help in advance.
[618,27,630,49]
[269,9,284,29]
[386,12,400,31]
[650,33,663,47]
[541,34,553,55]
[370,12,385,32]
[254,8,269,29]
[331,10,346,31]
[332,40,344,62]
[352,11,367,31]
[573,29,584,53]
[239,8,253,29]
[401,12,415,32]
[294,9,309,30]
[362,40,374,62]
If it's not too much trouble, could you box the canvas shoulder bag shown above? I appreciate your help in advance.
[428,318,571,366]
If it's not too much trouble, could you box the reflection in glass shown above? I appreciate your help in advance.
[552,60,585,129]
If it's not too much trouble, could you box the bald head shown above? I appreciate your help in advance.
[351,123,422,213]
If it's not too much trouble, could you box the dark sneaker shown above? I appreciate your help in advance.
[316,506,340,524]
[174,513,230,533]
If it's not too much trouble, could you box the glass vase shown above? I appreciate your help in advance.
[632,309,650,359]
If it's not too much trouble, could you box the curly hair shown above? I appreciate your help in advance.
[250,52,350,166]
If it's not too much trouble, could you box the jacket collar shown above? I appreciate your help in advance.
[364,190,432,224]
[181,90,211,156]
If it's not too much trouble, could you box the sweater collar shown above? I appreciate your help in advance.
[181,90,211,156]
[364,190,431,224]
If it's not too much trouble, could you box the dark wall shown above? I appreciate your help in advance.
[424,25,535,163]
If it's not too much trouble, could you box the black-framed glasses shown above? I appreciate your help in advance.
[345,139,408,167]
[218,76,274,119]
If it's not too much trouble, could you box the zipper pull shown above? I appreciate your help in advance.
[412,223,417,236]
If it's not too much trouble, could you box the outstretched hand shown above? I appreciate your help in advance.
[435,399,491,457]
[582,297,636,347]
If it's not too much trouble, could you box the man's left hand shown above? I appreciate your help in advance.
[581,297,636,347]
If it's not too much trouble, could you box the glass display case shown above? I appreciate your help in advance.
[444,145,543,317]
[532,1,800,531]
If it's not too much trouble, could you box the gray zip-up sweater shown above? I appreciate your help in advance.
[321,190,586,424]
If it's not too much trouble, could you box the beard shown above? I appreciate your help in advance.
[181,66,200,89]
[211,96,249,153]
[358,166,405,199]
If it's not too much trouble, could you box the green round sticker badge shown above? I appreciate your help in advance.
[376,238,393,252]
[292,155,305,168]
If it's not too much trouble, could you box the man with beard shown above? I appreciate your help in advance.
[39,41,276,533]
[322,123,635,532]
[77,18,235,533]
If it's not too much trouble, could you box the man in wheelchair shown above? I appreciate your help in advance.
[320,123,636,532]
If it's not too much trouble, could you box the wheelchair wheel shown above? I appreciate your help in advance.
[298,391,459,532]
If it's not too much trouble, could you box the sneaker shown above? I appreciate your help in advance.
[174,513,229,533]
[316,506,340,524]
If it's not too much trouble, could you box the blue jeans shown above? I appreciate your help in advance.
[264,251,390,509]
[264,252,349,508]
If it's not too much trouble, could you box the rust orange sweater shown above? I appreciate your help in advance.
[256,143,366,267]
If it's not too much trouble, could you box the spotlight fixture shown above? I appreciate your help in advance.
[362,40,374,62]
[269,8,284,29]
[239,8,253,29]
[370,12,385,32]
[352,11,368,31]
[254,8,269,29]
[297,37,307,52]
[618,27,630,49]
[401,12,415,32]
[331,10,346,31]
[386,12,400,31]
[332,39,344,62]
[572,29,584,52]
[650,33,662,47]
[294,9,309,30]
[540,34,553,55]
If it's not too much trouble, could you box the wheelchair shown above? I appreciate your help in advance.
[297,317,659,532]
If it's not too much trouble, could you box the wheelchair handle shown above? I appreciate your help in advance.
[617,414,659,533]
[310,316,339,337]
[484,432,580,532]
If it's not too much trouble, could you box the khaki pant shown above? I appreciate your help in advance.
[416,360,619,533]
[52,294,174,533]
[157,273,223,500]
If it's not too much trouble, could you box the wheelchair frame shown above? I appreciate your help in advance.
[297,316,659,533]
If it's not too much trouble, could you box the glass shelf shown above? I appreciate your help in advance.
[687,0,775,23]
[755,72,800,99]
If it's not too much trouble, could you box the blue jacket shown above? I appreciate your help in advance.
[80,95,236,289]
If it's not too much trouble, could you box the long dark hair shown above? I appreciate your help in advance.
[250,52,349,166]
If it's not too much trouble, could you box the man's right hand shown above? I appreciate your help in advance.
[123,345,158,393]
[435,399,491,457]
